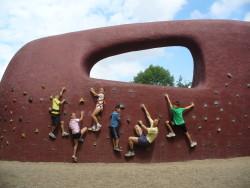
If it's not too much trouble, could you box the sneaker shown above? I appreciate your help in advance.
[95,123,102,131]
[78,138,84,143]
[62,132,69,137]
[114,147,122,152]
[49,132,56,139]
[166,132,176,138]
[190,141,197,148]
[72,155,77,163]
[124,150,135,157]
[88,125,97,131]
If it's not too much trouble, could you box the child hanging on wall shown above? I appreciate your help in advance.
[69,111,88,162]
[109,104,125,152]
[164,93,197,148]
[88,87,105,132]
[125,104,160,157]
[49,87,69,139]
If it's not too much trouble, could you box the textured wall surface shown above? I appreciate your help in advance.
[0,20,249,162]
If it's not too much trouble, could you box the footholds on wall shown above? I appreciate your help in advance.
[12,98,17,103]
[34,128,39,134]
[231,119,236,123]
[4,105,8,111]
[244,114,248,118]
[21,133,26,139]
[213,90,219,95]
[28,97,33,103]
[12,127,16,132]
[225,83,229,87]
[23,91,27,96]
[39,98,44,102]
[216,117,220,121]
[214,101,219,106]
[203,104,208,108]
[9,119,14,123]
[198,126,202,130]
[192,115,196,120]
[247,83,250,88]
[79,97,85,105]
[220,108,224,112]
[236,94,240,97]
[49,96,53,100]
[217,128,221,133]
[6,141,9,145]
[93,142,97,146]
[41,85,46,90]
[126,118,131,124]
[9,111,13,115]
[204,117,208,121]
[18,116,23,122]
[228,101,232,105]
[227,73,233,79]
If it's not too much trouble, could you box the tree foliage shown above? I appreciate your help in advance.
[176,75,192,88]
[133,65,174,86]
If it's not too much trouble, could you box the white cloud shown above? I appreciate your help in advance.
[190,0,250,19]
[244,12,250,21]
[0,0,187,80]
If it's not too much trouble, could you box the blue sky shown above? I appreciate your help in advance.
[0,0,249,84]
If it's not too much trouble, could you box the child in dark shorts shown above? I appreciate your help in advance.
[164,94,197,148]
[125,104,160,157]
[109,104,125,152]
[49,87,69,139]
[69,111,88,162]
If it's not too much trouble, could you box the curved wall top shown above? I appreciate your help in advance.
[0,20,249,162]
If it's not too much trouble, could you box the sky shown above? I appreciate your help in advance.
[0,0,249,84]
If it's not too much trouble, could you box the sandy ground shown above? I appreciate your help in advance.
[0,157,250,188]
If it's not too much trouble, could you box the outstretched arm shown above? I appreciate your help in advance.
[90,88,98,97]
[138,120,148,133]
[165,94,173,108]
[141,104,153,124]
[184,102,195,110]
[59,87,66,99]
[79,111,84,121]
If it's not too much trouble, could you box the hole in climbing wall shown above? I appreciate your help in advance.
[90,47,194,88]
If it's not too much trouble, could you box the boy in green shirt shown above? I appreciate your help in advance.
[164,93,197,148]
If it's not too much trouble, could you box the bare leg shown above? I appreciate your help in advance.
[165,120,175,133]
[115,139,119,148]
[185,132,193,145]
[72,139,78,162]
[61,121,69,136]
[134,124,143,136]
[112,139,115,148]
[91,107,102,125]
[128,136,139,150]
[80,127,88,137]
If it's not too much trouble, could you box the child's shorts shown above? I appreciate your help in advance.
[173,122,187,133]
[138,134,150,146]
[51,114,61,126]
[110,127,120,139]
[72,132,81,139]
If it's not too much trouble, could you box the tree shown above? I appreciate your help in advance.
[133,65,174,86]
[176,75,192,88]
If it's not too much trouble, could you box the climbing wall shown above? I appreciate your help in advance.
[0,20,249,162]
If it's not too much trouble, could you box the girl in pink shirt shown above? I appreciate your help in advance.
[69,111,87,162]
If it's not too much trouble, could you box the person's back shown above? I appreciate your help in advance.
[171,107,185,125]
[110,111,120,128]
[146,126,158,143]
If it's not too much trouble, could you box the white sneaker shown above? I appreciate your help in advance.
[49,132,56,139]
[125,150,135,157]
[62,132,69,137]
[190,141,197,148]
[88,125,97,131]
[166,132,176,138]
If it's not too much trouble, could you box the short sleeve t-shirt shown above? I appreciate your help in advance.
[110,111,120,128]
[69,118,80,134]
[171,107,185,125]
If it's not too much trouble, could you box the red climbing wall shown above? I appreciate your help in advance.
[0,20,250,162]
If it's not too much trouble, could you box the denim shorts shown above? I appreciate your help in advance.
[138,134,150,146]
[110,127,120,139]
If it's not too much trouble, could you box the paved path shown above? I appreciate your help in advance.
[0,157,250,188]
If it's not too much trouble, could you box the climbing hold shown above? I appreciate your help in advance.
[63,111,67,116]
[198,126,202,130]
[216,117,220,121]
[244,114,248,118]
[21,133,26,139]
[18,116,23,122]
[34,128,39,134]
[213,90,219,95]
[231,119,236,123]
[9,110,13,115]
[126,118,131,124]
[6,141,9,145]
[236,94,240,97]
[4,105,8,110]
[48,107,52,113]
[0,135,3,140]
[28,97,33,103]
[39,98,44,102]
[3,129,7,132]
[79,97,85,105]
[227,73,233,79]
[203,117,208,121]
[192,115,196,119]
[41,85,46,90]
[12,98,17,103]
[220,108,224,112]
[217,128,221,132]
[93,142,97,146]
[203,104,208,108]
[225,83,229,87]
[228,101,232,105]
[12,127,16,132]
[11,88,14,92]
[23,91,27,96]
[247,83,250,88]
[214,101,219,106]
[9,119,14,123]
[49,96,53,100]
